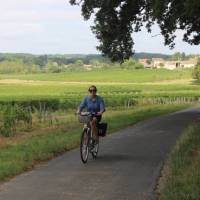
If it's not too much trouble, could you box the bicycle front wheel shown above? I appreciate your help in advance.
[80,130,89,163]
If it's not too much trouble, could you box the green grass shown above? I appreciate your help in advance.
[0,104,191,181]
[158,123,200,200]
[0,81,200,101]
[0,68,192,82]
[0,68,197,107]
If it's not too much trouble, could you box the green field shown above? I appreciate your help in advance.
[0,68,199,183]
[0,68,192,82]
[0,68,198,126]
[0,69,198,103]
[0,68,199,138]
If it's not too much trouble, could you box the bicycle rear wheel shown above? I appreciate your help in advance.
[80,129,89,163]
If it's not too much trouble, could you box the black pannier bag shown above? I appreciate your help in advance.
[98,123,108,137]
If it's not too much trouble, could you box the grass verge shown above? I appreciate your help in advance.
[158,123,200,200]
[0,104,192,181]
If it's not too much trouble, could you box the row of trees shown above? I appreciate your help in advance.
[0,53,199,74]
[0,53,146,74]
[0,58,144,74]
[0,58,88,74]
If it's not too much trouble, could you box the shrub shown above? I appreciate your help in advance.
[0,105,32,137]
[192,65,200,81]
[121,58,144,70]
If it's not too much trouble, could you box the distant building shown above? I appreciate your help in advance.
[136,57,197,70]
[163,61,181,70]
[152,58,165,68]
[83,64,92,70]
[163,58,197,70]
[180,59,198,68]
[138,59,152,68]
[147,57,198,70]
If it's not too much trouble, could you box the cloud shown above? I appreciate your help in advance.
[0,10,81,23]
[0,0,82,39]
[0,0,81,23]
[0,23,44,39]
[0,0,68,9]
[0,0,199,54]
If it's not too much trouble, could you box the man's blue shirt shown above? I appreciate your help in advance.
[79,95,105,113]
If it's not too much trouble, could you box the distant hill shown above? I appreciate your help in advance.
[132,52,170,60]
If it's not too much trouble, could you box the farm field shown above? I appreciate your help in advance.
[0,69,198,103]
[0,80,200,106]
[0,68,199,181]
[0,68,192,82]
[0,68,199,138]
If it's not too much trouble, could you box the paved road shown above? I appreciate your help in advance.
[0,107,200,200]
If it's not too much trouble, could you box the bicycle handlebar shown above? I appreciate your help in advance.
[75,112,99,117]
[82,112,97,116]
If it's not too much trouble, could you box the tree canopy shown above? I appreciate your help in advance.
[70,0,200,63]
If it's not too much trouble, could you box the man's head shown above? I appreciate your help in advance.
[88,85,97,97]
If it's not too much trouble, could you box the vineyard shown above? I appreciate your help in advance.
[0,68,199,137]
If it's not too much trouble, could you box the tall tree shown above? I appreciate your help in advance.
[70,0,200,63]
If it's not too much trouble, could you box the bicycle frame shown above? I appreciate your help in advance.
[78,112,100,163]
[83,124,93,147]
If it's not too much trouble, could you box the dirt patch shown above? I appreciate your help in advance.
[155,160,171,200]
[0,79,193,86]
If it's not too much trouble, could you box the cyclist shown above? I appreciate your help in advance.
[77,85,105,143]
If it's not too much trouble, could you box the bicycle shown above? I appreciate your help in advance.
[77,112,100,163]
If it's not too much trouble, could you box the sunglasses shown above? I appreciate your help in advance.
[89,89,96,93]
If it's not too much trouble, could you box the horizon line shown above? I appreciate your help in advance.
[0,51,198,56]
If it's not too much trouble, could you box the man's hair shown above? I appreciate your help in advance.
[88,85,97,92]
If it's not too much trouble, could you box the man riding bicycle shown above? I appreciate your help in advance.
[77,85,105,143]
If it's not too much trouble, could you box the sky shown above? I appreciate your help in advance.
[0,0,199,55]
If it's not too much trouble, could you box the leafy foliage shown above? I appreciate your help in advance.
[0,105,32,137]
[70,0,200,62]
[121,58,144,69]
[193,65,200,81]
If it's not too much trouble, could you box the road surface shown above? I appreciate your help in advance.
[0,107,199,200]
